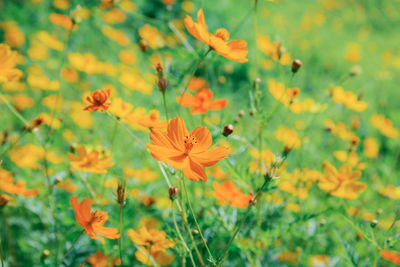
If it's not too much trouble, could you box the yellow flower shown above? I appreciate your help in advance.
[35,31,64,51]
[123,167,158,183]
[345,42,362,63]
[9,144,45,169]
[0,44,23,83]
[330,86,368,112]
[378,185,400,200]
[101,8,126,24]
[135,247,175,266]
[333,151,367,170]
[119,70,153,94]
[363,137,379,158]
[128,227,175,250]
[138,24,165,49]
[319,162,366,200]
[371,113,399,138]
[41,94,63,111]
[257,35,291,65]
[56,179,77,193]
[38,112,62,129]
[11,94,34,110]
[2,21,25,48]
[119,50,136,65]
[69,101,94,129]
[325,119,358,141]
[278,168,319,200]
[68,145,114,174]
[274,126,301,150]
[101,25,130,46]
[248,148,276,173]
[68,53,116,75]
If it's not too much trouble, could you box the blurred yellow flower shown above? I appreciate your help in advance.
[101,25,130,46]
[371,113,399,138]
[0,44,23,83]
[101,8,126,24]
[274,126,301,150]
[319,162,366,200]
[9,144,45,169]
[56,178,77,192]
[138,24,165,49]
[123,167,158,183]
[363,137,379,158]
[68,145,114,174]
[378,185,400,200]
[258,35,291,65]
[1,21,25,48]
[330,86,368,112]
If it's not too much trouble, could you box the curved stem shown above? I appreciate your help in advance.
[182,178,216,264]
[58,230,84,267]
[178,48,212,115]
[172,201,197,267]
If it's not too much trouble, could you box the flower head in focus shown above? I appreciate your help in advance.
[146,117,229,182]
[84,89,111,111]
[70,196,119,244]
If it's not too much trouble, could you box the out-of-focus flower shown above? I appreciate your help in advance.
[319,162,366,200]
[9,144,44,169]
[370,114,399,138]
[88,251,121,267]
[70,196,120,244]
[274,126,301,151]
[123,167,158,183]
[258,35,291,65]
[60,67,79,82]
[345,42,362,63]
[213,181,253,208]
[53,0,70,9]
[49,13,75,30]
[308,255,330,267]
[185,9,248,63]
[84,88,111,112]
[135,109,168,130]
[277,251,300,265]
[324,119,358,141]
[146,117,229,182]
[101,25,130,46]
[177,88,227,114]
[68,53,116,75]
[68,145,114,174]
[0,44,23,83]
[363,137,379,159]
[119,70,153,94]
[333,151,366,170]
[381,250,400,265]
[330,86,368,112]
[69,101,94,129]
[378,185,400,200]
[0,168,40,197]
[119,50,136,65]
[102,8,126,24]
[138,24,165,49]
[208,166,228,180]
[11,94,34,111]
[1,21,25,48]
[188,77,207,92]
[56,178,77,193]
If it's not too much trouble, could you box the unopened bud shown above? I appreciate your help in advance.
[155,62,163,77]
[114,181,127,206]
[356,231,363,240]
[223,124,234,137]
[139,39,148,52]
[192,229,199,235]
[350,65,362,77]
[351,137,359,146]
[376,208,383,215]
[255,77,261,84]
[370,219,378,228]
[291,59,302,73]
[157,77,168,93]
[249,110,254,116]
[0,195,11,207]
[168,186,178,200]
[238,110,245,117]
[320,218,326,226]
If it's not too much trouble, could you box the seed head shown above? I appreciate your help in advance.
[223,124,234,137]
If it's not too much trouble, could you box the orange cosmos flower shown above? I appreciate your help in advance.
[177,88,227,114]
[381,250,400,265]
[70,196,120,244]
[84,89,111,111]
[184,9,248,63]
[0,168,39,197]
[146,117,229,182]
[49,13,75,30]
[88,251,121,267]
[213,181,253,208]
[136,109,168,130]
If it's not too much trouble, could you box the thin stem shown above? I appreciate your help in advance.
[171,201,197,267]
[106,112,145,148]
[58,230,84,267]
[0,234,4,267]
[217,178,270,266]
[118,205,123,265]
[182,178,216,264]
[162,92,169,121]
[183,218,205,267]
[178,48,212,115]
[0,94,29,125]
[0,130,28,159]
[179,179,187,267]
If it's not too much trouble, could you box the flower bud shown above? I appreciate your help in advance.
[291,59,302,73]
[376,208,383,215]
[350,65,362,76]
[0,195,11,207]
[192,229,199,235]
[370,219,378,228]
[114,181,127,207]
[168,186,178,200]
[41,249,51,259]
[238,110,245,117]
[223,124,234,137]
[157,77,168,93]
[320,218,326,226]
[139,39,148,52]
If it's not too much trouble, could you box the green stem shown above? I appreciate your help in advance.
[162,92,169,121]
[217,178,270,266]
[0,131,28,159]
[172,201,197,267]
[182,178,216,264]
[178,48,212,115]
[106,111,145,148]
[58,230,84,267]
[179,179,187,267]
[118,205,123,265]
[0,94,28,125]
[0,234,4,267]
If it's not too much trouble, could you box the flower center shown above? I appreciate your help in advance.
[93,93,104,105]
[215,28,229,41]
[184,135,198,153]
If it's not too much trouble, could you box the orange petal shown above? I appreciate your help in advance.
[190,126,212,152]
[183,157,207,182]
[209,99,227,110]
[167,117,188,151]
[190,146,230,167]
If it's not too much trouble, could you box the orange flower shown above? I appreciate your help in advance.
[84,89,111,111]
[70,196,120,244]
[184,9,248,63]
[381,250,400,265]
[49,13,74,30]
[136,109,167,130]
[88,251,121,267]
[177,88,227,114]
[213,181,253,208]
[0,168,40,197]
[146,117,229,182]
[0,43,23,83]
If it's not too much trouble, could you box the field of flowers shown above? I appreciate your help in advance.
[1,0,400,266]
